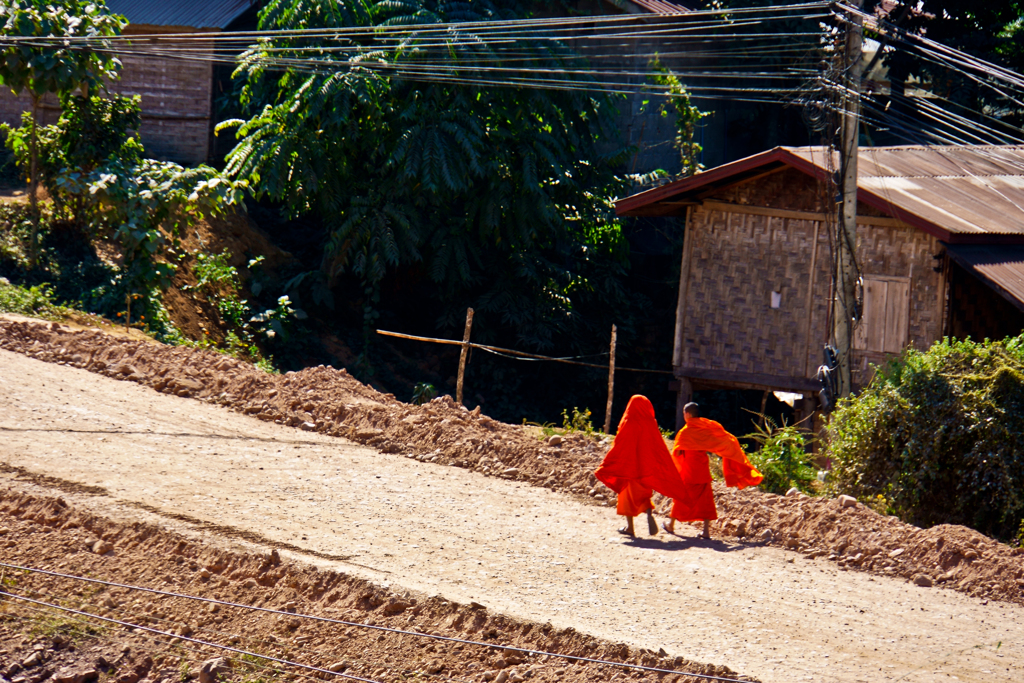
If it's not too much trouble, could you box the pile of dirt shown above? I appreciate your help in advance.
[2,317,1023,609]
[0,318,611,503]
[0,490,749,683]
[704,487,1024,604]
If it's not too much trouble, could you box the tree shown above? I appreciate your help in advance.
[860,1,1024,143]
[0,0,125,265]
[220,0,643,358]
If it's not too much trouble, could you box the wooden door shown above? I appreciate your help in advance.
[853,276,911,353]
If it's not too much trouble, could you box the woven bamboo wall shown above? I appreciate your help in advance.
[0,26,214,166]
[678,170,944,390]
[850,221,944,385]
[681,209,830,383]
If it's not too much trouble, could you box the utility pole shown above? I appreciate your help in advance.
[834,1,864,397]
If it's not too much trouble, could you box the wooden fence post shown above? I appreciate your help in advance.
[456,308,474,406]
[604,324,617,434]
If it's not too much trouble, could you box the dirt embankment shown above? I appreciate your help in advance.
[0,490,746,683]
[2,317,1023,608]
[161,213,296,344]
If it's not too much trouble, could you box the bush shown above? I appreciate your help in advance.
[744,417,816,495]
[0,278,64,318]
[824,336,1024,539]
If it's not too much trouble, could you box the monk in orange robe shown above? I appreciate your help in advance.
[595,395,692,537]
[664,402,763,539]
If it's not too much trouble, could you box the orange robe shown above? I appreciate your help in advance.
[616,480,654,517]
[595,395,690,517]
[670,417,763,522]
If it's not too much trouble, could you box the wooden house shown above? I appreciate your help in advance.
[0,0,258,165]
[616,145,1024,426]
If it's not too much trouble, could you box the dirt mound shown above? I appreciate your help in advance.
[0,318,610,502]
[693,487,1024,604]
[0,489,749,683]
[2,317,1023,609]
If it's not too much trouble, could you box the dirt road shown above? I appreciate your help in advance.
[1,347,1020,683]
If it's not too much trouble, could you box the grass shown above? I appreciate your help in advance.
[0,278,68,320]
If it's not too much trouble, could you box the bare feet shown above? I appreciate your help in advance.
[661,521,676,535]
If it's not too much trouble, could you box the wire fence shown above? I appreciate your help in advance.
[0,561,752,683]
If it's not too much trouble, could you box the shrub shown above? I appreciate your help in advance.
[412,382,438,405]
[0,278,64,318]
[824,335,1024,539]
[744,417,816,495]
[561,406,596,435]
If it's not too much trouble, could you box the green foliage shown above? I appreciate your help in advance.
[0,277,63,318]
[647,58,709,178]
[561,406,596,435]
[220,0,644,351]
[0,92,246,344]
[825,335,1024,539]
[411,382,438,405]
[254,356,279,374]
[0,0,126,264]
[863,0,1024,130]
[4,94,248,294]
[249,295,306,342]
[0,1,124,99]
[185,248,302,362]
[0,201,33,262]
[3,94,142,223]
[191,249,238,293]
[81,155,247,295]
[744,415,816,495]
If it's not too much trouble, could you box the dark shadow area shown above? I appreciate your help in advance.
[620,534,749,553]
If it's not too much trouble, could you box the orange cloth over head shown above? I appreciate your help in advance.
[595,395,690,501]
[673,417,764,490]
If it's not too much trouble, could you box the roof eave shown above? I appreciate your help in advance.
[616,146,1024,244]
[615,147,795,216]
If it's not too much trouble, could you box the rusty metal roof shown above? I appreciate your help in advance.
[627,0,693,14]
[616,145,1024,244]
[946,244,1024,313]
[108,0,254,29]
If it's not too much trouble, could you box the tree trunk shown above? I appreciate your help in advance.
[28,94,40,268]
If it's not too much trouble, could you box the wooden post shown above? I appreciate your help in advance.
[603,324,617,434]
[834,0,864,397]
[674,376,692,432]
[672,206,695,371]
[125,293,131,336]
[455,307,474,406]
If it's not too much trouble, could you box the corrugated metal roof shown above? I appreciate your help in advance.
[946,244,1024,313]
[790,145,1024,238]
[107,0,254,30]
[627,0,693,14]
[617,145,1024,243]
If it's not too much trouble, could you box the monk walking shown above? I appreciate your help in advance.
[664,402,763,539]
[595,395,691,537]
